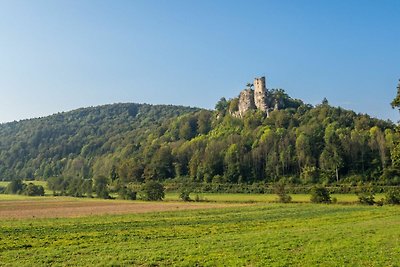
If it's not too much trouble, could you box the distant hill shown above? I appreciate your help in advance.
[0,93,398,187]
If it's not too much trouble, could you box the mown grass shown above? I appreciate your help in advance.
[0,203,399,266]
[0,192,385,204]
[165,192,384,203]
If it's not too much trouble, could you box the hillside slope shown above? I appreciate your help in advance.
[0,95,398,186]
[0,103,199,180]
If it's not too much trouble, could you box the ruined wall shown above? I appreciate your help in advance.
[238,89,256,117]
[254,77,268,112]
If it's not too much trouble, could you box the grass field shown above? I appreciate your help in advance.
[165,192,385,203]
[0,203,399,266]
[0,196,245,219]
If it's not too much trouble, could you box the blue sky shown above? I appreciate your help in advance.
[0,0,399,123]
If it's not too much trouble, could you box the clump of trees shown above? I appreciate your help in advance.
[5,180,44,196]
[47,176,93,198]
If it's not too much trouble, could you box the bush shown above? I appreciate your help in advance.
[118,186,137,200]
[356,185,376,205]
[357,193,375,205]
[179,190,191,201]
[273,183,292,203]
[141,181,165,201]
[23,183,45,196]
[310,186,331,203]
[385,188,400,205]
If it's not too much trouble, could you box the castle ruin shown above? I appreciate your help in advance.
[237,76,274,117]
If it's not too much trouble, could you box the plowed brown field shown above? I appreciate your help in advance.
[0,198,243,219]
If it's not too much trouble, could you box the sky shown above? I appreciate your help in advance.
[0,0,399,123]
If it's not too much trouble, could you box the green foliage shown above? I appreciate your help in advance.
[6,179,24,194]
[357,193,375,205]
[356,186,376,205]
[215,97,228,113]
[47,176,92,197]
[179,190,192,202]
[93,176,110,199]
[118,185,137,200]
[23,183,45,196]
[385,188,400,204]
[0,92,398,198]
[273,183,292,203]
[310,186,331,203]
[140,180,165,201]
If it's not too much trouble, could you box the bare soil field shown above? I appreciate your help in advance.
[0,197,243,219]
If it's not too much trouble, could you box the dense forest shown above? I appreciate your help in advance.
[1,88,399,194]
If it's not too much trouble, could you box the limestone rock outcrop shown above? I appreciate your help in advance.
[234,76,273,117]
[238,89,256,117]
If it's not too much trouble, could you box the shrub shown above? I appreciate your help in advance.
[273,183,292,203]
[356,185,376,205]
[141,181,165,201]
[385,188,400,205]
[118,186,137,200]
[179,190,191,202]
[357,193,375,205]
[310,186,331,203]
[23,183,45,196]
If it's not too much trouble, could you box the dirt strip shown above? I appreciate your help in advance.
[0,199,246,219]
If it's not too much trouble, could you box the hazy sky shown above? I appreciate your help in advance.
[0,0,399,123]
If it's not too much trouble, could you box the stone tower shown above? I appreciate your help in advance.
[254,76,268,112]
[238,89,256,117]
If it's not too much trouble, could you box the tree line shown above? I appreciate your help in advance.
[0,88,399,196]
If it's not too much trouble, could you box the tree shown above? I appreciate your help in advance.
[148,146,174,180]
[6,179,24,194]
[197,110,212,135]
[93,176,110,199]
[391,80,400,167]
[391,79,400,109]
[215,97,228,113]
[320,124,344,183]
[224,144,241,183]
[23,183,45,196]
[310,186,331,203]
[141,180,165,201]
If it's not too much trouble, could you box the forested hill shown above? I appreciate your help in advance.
[0,96,398,186]
[0,103,199,180]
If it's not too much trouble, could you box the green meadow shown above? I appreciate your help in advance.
[164,192,371,203]
[1,203,399,266]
